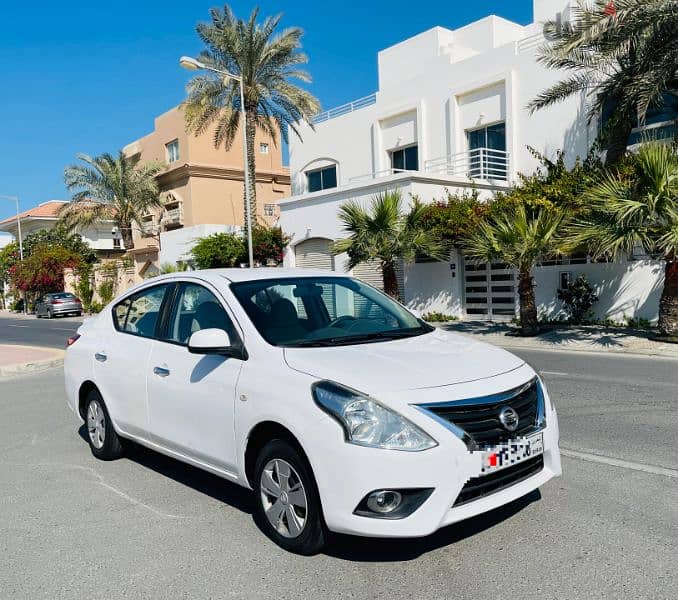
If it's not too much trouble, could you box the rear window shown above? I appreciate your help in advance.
[51,293,75,299]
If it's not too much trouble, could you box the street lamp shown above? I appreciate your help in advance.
[0,194,26,313]
[179,55,255,268]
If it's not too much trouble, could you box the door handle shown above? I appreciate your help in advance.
[153,366,170,377]
[94,352,107,362]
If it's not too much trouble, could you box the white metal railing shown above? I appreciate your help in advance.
[517,32,543,54]
[425,148,510,181]
[348,168,411,183]
[312,93,377,124]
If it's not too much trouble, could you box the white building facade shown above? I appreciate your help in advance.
[279,0,668,323]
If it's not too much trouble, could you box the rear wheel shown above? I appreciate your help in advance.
[46,308,53,319]
[84,389,124,460]
[253,439,327,555]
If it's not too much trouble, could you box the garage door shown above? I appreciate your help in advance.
[463,258,516,320]
[294,238,334,271]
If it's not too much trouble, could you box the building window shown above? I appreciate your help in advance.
[466,122,507,179]
[390,145,418,172]
[166,139,180,163]
[259,142,269,154]
[307,165,337,192]
[264,203,276,217]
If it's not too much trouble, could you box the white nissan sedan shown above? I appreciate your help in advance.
[64,268,561,554]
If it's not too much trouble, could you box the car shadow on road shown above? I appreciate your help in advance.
[324,489,541,562]
[77,425,253,514]
[77,425,540,560]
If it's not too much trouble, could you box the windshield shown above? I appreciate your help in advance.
[230,277,432,347]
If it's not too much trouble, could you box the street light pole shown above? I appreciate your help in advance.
[179,56,255,268]
[0,194,25,313]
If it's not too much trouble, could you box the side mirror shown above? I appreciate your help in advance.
[188,328,234,356]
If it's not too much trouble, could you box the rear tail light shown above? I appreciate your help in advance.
[74,298,82,304]
[66,334,81,347]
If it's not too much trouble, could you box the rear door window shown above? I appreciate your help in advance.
[112,285,170,338]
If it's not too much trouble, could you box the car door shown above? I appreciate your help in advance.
[93,283,173,439]
[146,281,245,472]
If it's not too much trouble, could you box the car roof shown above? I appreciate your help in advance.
[143,268,348,285]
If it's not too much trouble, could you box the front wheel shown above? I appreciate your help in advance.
[253,439,327,555]
[84,389,124,460]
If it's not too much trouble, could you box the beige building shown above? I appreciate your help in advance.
[123,105,290,271]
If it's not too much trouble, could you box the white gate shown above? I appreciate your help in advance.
[463,259,516,320]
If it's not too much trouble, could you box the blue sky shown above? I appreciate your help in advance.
[0,0,532,223]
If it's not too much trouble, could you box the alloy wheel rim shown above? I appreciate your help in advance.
[260,458,308,539]
[87,400,106,449]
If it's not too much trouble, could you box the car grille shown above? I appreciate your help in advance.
[419,379,542,448]
[453,455,544,506]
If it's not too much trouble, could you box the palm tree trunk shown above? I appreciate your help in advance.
[120,222,135,251]
[658,260,678,338]
[382,262,399,299]
[604,116,634,166]
[518,269,539,337]
[244,110,258,226]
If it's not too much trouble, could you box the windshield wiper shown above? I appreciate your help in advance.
[287,328,428,348]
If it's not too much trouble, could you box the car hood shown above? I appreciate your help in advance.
[283,328,525,394]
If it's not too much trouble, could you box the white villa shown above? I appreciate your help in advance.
[279,0,673,322]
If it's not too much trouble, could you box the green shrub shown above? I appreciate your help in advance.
[89,301,104,314]
[422,311,458,322]
[191,233,246,269]
[625,316,652,330]
[98,279,115,305]
[557,275,598,324]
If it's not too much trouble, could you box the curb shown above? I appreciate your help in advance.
[0,346,65,379]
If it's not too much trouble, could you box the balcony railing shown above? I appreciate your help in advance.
[163,206,183,227]
[312,93,377,124]
[425,148,509,181]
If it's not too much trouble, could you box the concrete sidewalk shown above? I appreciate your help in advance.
[0,344,64,379]
[439,321,678,359]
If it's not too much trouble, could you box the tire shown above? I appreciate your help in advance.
[84,389,124,460]
[253,439,327,555]
[47,309,53,319]
[76,312,82,317]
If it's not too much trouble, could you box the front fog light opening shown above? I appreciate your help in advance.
[354,488,434,520]
[366,490,402,514]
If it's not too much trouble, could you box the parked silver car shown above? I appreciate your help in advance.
[35,292,82,318]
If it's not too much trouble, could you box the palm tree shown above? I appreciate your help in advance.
[60,152,163,251]
[529,0,678,165]
[568,142,678,338]
[333,190,447,298]
[183,5,320,222]
[464,204,567,336]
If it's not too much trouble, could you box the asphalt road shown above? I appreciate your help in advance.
[0,313,83,348]
[1,349,677,600]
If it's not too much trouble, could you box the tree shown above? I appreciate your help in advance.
[22,227,97,264]
[251,225,290,265]
[9,245,82,303]
[464,204,567,336]
[183,5,320,221]
[568,142,678,338]
[529,0,678,164]
[0,241,19,287]
[333,190,448,298]
[191,232,246,269]
[60,151,163,250]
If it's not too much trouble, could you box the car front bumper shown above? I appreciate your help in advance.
[305,367,561,538]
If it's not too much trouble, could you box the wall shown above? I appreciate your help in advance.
[403,255,464,317]
[533,260,665,323]
[159,223,240,265]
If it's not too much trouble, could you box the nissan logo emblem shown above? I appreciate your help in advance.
[499,406,519,432]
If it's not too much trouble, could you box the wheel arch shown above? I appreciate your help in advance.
[78,380,100,419]
[244,421,313,489]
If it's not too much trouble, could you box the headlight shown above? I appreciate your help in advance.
[312,381,437,451]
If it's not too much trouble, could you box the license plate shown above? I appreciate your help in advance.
[480,432,544,475]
